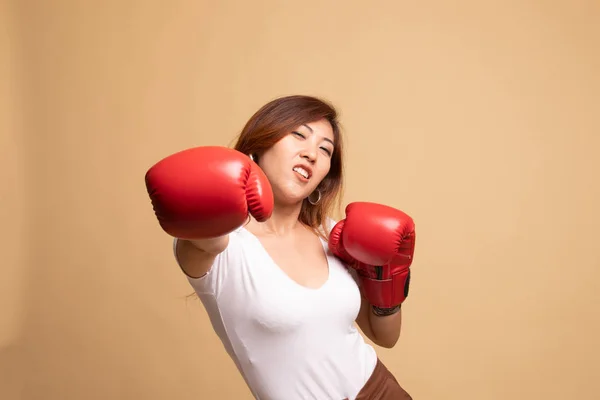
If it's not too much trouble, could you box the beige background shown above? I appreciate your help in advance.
[3,1,599,399]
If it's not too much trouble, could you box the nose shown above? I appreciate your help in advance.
[300,146,317,164]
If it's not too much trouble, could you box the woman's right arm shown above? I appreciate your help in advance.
[175,236,230,279]
[144,146,274,277]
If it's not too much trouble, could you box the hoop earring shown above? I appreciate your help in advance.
[308,189,322,205]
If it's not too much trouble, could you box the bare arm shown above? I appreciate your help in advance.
[355,293,402,349]
[175,236,229,279]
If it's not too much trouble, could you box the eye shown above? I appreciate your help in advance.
[320,147,332,156]
[292,131,305,139]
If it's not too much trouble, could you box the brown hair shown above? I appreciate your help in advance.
[233,94,345,240]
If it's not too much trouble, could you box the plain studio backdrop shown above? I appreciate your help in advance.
[2,1,599,399]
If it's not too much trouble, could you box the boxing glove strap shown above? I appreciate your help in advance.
[359,269,410,310]
[372,304,401,316]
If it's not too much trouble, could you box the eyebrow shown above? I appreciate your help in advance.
[302,124,335,146]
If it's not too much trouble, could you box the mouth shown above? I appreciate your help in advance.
[293,165,312,181]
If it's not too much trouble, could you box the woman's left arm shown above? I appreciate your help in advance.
[355,294,402,349]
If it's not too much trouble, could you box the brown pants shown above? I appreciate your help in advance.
[347,359,413,400]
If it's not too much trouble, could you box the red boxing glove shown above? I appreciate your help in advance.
[329,202,416,314]
[145,146,274,239]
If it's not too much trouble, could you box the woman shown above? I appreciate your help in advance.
[145,95,415,399]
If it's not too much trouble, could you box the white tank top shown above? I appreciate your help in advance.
[173,222,377,400]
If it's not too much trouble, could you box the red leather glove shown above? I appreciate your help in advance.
[329,202,416,314]
[145,146,274,239]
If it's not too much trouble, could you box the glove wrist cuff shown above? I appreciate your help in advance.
[359,269,411,309]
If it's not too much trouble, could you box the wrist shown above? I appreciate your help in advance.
[189,235,229,255]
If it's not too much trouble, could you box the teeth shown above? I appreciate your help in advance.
[293,167,309,179]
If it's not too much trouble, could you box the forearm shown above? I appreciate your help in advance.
[188,235,229,254]
[367,303,402,348]
[356,291,403,349]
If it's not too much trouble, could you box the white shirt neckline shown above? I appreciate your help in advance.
[238,226,333,292]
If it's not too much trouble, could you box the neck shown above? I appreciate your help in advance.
[250,201,304,236]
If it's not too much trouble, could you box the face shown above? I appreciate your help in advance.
[257,118,335,206]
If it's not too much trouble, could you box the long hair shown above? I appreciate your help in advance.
[233,94,345,240]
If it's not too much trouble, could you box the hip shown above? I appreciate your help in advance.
[350,358,412,400]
